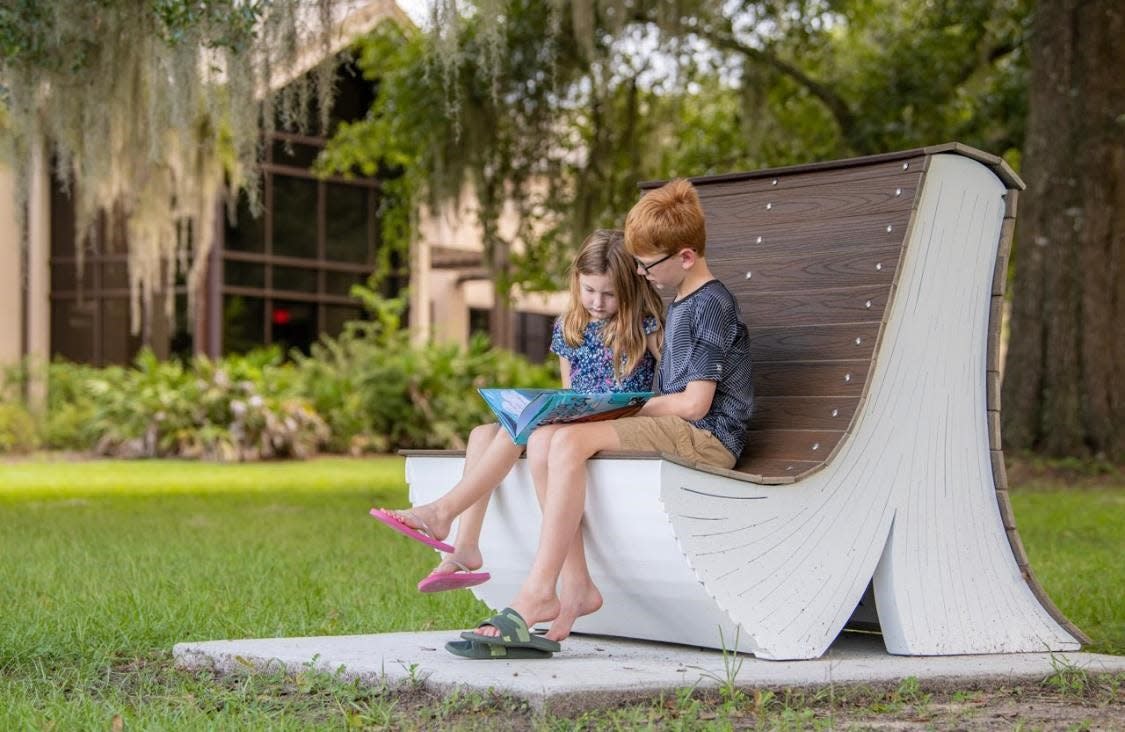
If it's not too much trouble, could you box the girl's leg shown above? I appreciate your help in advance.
[477,421,621,637]
[429,423,500,574]
[389,423,523,544]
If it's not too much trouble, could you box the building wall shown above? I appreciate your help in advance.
[414,180,570,350]
[0,163,23,367]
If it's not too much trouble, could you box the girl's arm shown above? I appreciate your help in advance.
[646,332,661,361]
[559,357,572,389]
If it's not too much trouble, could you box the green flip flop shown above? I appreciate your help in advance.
[444,639,553,660]
[460,607,562,653]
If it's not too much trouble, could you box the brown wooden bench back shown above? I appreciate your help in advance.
[643,151,928,480]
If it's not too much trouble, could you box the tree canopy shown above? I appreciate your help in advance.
[0,0,342,329]
[321,0,1030,292]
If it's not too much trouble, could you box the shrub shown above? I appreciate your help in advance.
[294,285,558,453]
[44,361,106,450]
[86,348,329,461]
[0,402,40,454]
[26,284,557,460]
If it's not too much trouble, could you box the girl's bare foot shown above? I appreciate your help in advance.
[431,547,483,576]
[544,581,603,641]
[386,503,452,543]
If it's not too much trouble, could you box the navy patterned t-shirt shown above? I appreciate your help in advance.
[659,279,754,458]
[550,316,660,393]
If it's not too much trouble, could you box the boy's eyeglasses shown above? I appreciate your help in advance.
[634,252,676,275]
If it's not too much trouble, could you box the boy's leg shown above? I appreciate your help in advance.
[475,421,620,637]
[546,522,603,641]
[526,425,603,641]
[389,423,523,543]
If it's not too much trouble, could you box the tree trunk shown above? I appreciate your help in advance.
[489,234,514,351]
[1003,0,1124,461]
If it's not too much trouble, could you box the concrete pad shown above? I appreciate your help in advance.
[174,631,1125,712]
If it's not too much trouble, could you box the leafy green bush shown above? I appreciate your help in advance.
[0,402,40,454]
[44,361,106,450]
[22,285,557,460]
[84,348,328,461]
[294,285,558,453]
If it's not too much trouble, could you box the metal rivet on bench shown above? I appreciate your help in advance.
[895,188,902,196]
[886,224,893,232]
[875,262,883,271]
[756,235,763,244]
[902,162,910,170]
[812,442,820,451]
[844,373,852,382]
[831,408,839,417]
[865,300,872,308]
[766,202,773,210]
[855,337,862,345]
[744,271,752,279]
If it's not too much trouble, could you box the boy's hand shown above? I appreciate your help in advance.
[640,380,716,421]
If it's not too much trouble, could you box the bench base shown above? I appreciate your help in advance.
[406,454,879,654]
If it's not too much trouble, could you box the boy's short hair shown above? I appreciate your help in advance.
[624,178,707,257]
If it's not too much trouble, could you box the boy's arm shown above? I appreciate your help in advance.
[639,380,716,421]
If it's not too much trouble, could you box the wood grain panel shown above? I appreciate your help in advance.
[693,158,926,200]
[753,361,869,397]
[751,396,859,430]
[993,218,1015,295]
[749,323,882,362]
[737,285,890,328]
[744,429,845,461]
[1004,189,1019,219]
[712,244,901,293]
[995,489,1017,530]
[705,210,913,259]
[733,456,823,477]
[693,174,920,226]
[990,449,1007,490]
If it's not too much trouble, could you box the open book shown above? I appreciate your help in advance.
[478,388,653,445]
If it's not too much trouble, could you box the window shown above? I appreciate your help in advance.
[220,131,387,356]
[515,312,554,363]
[48,177,167,365]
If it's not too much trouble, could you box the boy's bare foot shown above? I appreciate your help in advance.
[472,591,560,639]
[544,581,603,641]
[386,504,452,543]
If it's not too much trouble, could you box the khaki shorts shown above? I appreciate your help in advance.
[611,415,736,469]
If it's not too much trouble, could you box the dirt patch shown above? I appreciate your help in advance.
[1005,453,1123,491]
[301,673,1125,730]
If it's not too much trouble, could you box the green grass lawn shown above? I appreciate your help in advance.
[0,457,1121,729]
[0,457,488,729]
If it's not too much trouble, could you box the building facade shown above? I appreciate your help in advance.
[0,1,566,381]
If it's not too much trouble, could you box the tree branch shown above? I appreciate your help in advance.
[707,31,859,150]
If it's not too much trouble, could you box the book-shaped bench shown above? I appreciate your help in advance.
[405,143,1086,660]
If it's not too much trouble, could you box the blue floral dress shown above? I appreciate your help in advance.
[550,316,659,393]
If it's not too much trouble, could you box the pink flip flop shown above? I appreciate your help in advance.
[417,560,491,593]
[369,508,455,553]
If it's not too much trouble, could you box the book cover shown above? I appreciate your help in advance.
[477,388,653,445]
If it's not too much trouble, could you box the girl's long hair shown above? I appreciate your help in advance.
[562,229,665,383]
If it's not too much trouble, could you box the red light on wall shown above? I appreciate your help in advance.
[272,307,292,325]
